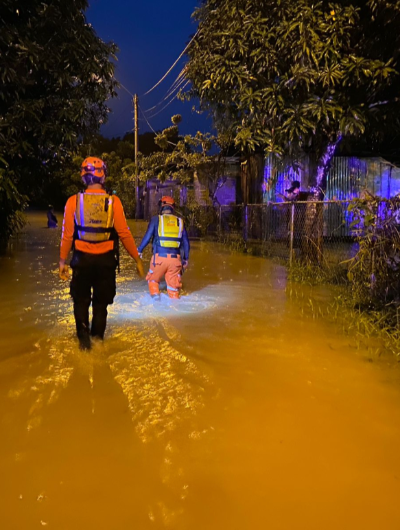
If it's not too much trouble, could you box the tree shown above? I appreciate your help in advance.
[186,0,400,195]
[0,0,117,241]
[0,168,27,249]
[132,115,234,204]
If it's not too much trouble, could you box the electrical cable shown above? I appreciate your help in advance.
[139,104,178,147]
[139,104,158,135]
[119,83,135,99]
[143,68,187,113]
[146,80,190,119]
[142,72,188,114]
[142,30,198,96]
[167,66,187,93]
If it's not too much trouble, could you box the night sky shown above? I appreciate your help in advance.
[87,0,211,139]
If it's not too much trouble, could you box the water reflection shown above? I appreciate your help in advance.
[108,319,210,443]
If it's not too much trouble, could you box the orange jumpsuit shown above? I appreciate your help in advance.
[138,214,190,299]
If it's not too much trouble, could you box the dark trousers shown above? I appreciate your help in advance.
[70,251,117,340]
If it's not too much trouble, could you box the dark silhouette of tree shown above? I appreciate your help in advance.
[0,0,117,242]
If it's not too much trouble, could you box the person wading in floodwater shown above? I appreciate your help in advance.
[59,157,145,350]
[138,196,190,300]
[47,205,58,228]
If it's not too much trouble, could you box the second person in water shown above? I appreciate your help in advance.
[138,196,190,300]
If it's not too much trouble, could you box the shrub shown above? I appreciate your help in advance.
[346,196,400,309]
[0,169,27,248]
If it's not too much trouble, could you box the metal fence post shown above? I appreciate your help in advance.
[243,204,248,251]
[289,202,295,266]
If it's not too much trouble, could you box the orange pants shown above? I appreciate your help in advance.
[146,253,182,299]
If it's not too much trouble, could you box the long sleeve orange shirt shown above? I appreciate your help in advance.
[60,189,139,261]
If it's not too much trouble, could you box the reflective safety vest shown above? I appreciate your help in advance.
[158,214,183,249]
[75,192,114,243]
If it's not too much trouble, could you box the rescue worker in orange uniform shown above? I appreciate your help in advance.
[59,157,145,350]
[138,196,190,300]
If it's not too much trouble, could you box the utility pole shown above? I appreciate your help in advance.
[134,94,140,219]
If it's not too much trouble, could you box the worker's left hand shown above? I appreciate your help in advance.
[59,260,70,281]
[182,260,189,271]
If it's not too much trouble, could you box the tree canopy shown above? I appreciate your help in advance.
[131,115,235,204]
[0,0,117,190]
[0,0,118,243]
[186,0,400,188]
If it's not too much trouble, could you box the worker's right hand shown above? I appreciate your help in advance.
[135,257,146,279]
[59,260,70,281]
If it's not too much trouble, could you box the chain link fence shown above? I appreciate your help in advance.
[186,201,362,267]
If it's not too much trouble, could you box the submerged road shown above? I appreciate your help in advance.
[1,212,400,529]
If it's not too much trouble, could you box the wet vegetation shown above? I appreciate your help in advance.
[0,168,27,250]
[288,261,348,286]
[285,196,400,355]
[288,286,400,358]
[346,196,400,310]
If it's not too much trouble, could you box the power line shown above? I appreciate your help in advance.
[119,83,135,98]
[146,80,190,119]
[142,71,188,114]
[142,30,198,96]
[139,104,178,147]
[143,67,187,113]
[163,66,187,100]
[139,104,158,135]
[168,64,187,90]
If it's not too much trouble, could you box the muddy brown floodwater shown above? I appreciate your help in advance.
[1,212,400,529]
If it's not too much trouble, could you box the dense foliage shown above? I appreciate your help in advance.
[133,115,235,204]
[38,131,167,217]
[0,0,117,241]
[186,0,400,190]
[0,169,27,249]
[347,196,400,311]
[53,150,137,218]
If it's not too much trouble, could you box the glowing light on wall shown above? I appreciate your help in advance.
[326,157,400,201]
[263,155,301,203]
